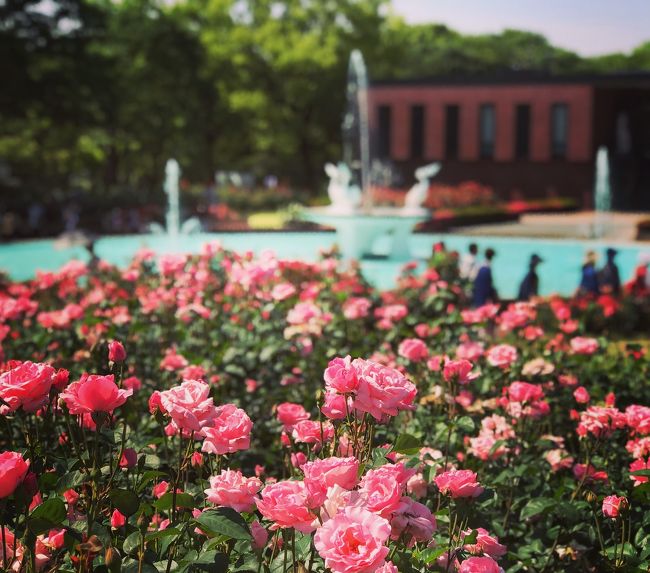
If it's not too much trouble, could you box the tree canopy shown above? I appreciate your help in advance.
[1,0,648,210]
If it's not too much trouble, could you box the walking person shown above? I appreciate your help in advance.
[578,251,599,296]
[517,254,543,301]
[599,248,621,295]
[472,248,498,307]
[459,243,479,281]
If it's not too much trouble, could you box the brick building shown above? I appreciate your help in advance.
[369,72,650,210]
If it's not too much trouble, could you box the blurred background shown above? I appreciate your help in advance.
[1,0,649,239]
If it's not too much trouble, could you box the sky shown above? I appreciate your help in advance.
[391,0,650,56]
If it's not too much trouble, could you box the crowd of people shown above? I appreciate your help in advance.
[430,241,650,306]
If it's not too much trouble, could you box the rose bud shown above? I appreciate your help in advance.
[108,341,127,363]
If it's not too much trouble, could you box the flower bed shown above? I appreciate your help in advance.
[0,245,649,572]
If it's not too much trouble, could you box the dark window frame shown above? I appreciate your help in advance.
[410,104,425,159]
[514,103,531,160]
[377,105,392,159]
[444,104,459,160]
[479,103,496,159]
[550,102,569,159]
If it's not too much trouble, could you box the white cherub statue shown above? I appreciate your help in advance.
[325,162,361,212]
[403,162,441,212]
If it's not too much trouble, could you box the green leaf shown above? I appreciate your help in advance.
[520,498,556,520]
[137,470,168,493]
[145,527,181,542]
[154,492,195,511]
[455,416,475,433]
[393,433,421,455]
[56,470,86,493]
[631,469,650,478]
[189,551,229,572]
[109,489,140,517]
[195,508,251,540]
[122,531,141,556]
[28,498,66,534]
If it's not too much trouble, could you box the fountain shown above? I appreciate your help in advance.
[305,50,436,260]
[149,158,202,235]
[593,146,612,238]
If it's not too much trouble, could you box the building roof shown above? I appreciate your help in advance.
[371,71,650,88]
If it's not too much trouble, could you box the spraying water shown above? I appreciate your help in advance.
[593,146,612,238]
[342,49,371,208]
[164,158,181,237]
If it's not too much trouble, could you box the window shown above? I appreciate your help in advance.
[445,105,459,160]
[377,105,392,159]
[551,103,569,158]
[515,104,531,159]
[410,105,425,159]
[479,104,496,159]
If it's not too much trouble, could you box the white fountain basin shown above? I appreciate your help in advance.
[305,207,430,260]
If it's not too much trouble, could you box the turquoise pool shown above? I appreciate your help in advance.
[1,232,647,298]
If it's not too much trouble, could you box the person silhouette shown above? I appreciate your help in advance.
[578,251,599,296]
[599,248,621,296]
[517,254,543,301]
[472,248,497,307]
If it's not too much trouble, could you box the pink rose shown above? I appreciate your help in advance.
[602,495,627,519]
[573,386,590,404]
[352,359,417,421]
[271,283,297,301]
[204,469,262,512]
[627,405,650,435]
[389,497,437,547]
[201,404,252,455]
[486,345,518,368]
[463,528,507,559]
[507,381,544,403]
[397,339,429,362]
[321,391,349,420]
[255,480,317,533]
[343,298,371,320]
[357,464,415,518]
[110,509,126,528]
[290,420,332,447]
[324,356,359,394]
[314,506,390,573]
[458,556,502,573]
[302,457,359,505]
[251,521,268,550]
[443,360,479,385]
[108,341,127,363]
[0,361,55,414]
[60,374,132,415]
[434,469,484,498]
[276,402,310,429]
[0,451,30,499]
[157,380,216,434]
[153,481,169,498]
[570,336,599,355]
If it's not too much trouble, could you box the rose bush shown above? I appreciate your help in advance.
[0,243,648,571]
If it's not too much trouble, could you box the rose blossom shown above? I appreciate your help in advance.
[343,297,371,320]
[301,457,359,505]
[462,528,507,559]
[507,381,544,403]
[0,361,56,414]
[397,338,428,362]
[389,497,437,547]
[314,506,390,573]
[458,556,502,573]
[255,480,317,533]
[201,404,252,455]
[108,341,126,363]
[573,386,590,404]
[443,360,478,385]
[0,451,30,498]
[157,380,216,433]
[602,495,627,519]
[570,336,599,355]
[204,469,262,512]
[292,420,334,447]
[434,469,484,498]
[324,356,359,394]
[110,509,126,528]
[60,374,132,415]
[276,402,310,429]
[251,521,268,550]
[357,464,415,518]
[352,359,417,421]
[486,345,518,368]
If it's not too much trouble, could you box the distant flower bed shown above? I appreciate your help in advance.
[0,247,649,572]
